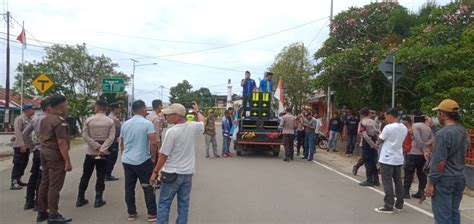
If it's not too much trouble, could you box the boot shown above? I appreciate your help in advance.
[75,192,88,207]
[94,192,106,208]
[48,213,72,223]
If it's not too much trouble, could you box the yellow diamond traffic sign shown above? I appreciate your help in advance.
[32,74,54,94]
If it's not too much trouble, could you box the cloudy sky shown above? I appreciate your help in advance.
[1,0,449,105]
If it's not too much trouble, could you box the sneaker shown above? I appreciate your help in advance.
[333,149,338,152]
[36,211,49,222]
[374,206,394,214]
[48,213,72,223]
[222,154,229,158]
[412,193,423,199]
[300,157,308,160]
[352,165,358,176]
[24,202,35,210]
[373,182,381,187]
[283,158,290,162]
[359,181,374,187]
[105,176,119,181]
[147,214,157,222]
[10,180,23,191]
[128,213,138,221]
[404,193,411,199]
[18,180,28,187]
[395,206,403,212]
[205,155,210,158]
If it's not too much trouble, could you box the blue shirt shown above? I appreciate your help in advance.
[242,79,256,97]
[120,115,155,165]
[259,79,273,93]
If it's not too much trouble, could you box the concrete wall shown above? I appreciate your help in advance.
[0,134,14,156]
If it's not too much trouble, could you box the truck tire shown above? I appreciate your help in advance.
[235,142,243,156]
[273,150,279,157]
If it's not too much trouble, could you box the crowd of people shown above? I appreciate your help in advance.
[10,96,205,224]
[7,68,469,224]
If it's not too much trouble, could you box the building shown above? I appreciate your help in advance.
[0,88,33,131]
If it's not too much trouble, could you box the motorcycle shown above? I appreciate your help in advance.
[293,132,329,150]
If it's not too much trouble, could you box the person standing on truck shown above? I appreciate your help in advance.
[259,72,273,93]
[279,108,296,162]
[241,71,257,111]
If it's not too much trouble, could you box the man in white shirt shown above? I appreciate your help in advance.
[150,103,205,224]
[374,108,408,214]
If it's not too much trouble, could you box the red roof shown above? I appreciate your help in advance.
[0,88,33,108]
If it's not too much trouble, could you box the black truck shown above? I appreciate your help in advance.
[234,92,283,156]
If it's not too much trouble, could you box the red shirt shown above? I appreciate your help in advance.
[403,127,413,154]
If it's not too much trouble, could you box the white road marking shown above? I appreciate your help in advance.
[312,160,434,218]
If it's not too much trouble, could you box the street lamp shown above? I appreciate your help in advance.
[130,59,157,102]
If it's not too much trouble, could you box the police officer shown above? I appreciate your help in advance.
[105,102,121,181]
[22,98,50,210]
[11,104,35,190]
[76,100,115,208]
[37,95,73,223]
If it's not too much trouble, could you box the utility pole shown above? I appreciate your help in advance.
[159,85,164,101]
[4,11,11,131]
[130,59,138,102]
[392,55,396,108]
[327,0,333,122]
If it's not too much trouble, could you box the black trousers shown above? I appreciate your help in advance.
[106,142,119,177]
[362,140,379,184]
[11,147,30,181]
[123,160,157,215]
[78,155,107,195]
[380,163,404,209]
[296,130,305,154]
[283,134,295,159]
[346,135,356,154]
[26,150,42,204]
[403,154,427,194]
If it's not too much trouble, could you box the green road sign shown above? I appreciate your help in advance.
[101,77,125,93]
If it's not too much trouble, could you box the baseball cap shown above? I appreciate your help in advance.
[208,109,215,113]
[432,99,459,112]
[163,103,186,116]
[23,104,33,110]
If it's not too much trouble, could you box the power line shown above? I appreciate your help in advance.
[129,16,329,59]
[307,20,329,49]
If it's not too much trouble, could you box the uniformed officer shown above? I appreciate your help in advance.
[11,104,35,190]
[76,99,115,208]
[37,95,72,223]
[146,99,165,163]
[105,102,122,181]
[22,98,50,210]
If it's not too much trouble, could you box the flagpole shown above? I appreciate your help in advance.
[20,21,25,114]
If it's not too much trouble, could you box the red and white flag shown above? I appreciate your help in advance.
[274,79,284,114]
[16,26,26,49]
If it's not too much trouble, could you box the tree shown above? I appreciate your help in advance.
[169,80,193,103]
[312,2,416,111]
[269,43,313,110]
[14,44,130,128]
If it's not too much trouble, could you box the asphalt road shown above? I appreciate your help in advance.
[0,127,469,224]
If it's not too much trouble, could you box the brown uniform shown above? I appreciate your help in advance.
[38,113,70,214]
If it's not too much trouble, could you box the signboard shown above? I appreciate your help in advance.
[32,73,54,94]
[101,77,125,93]
[378,52,407,82]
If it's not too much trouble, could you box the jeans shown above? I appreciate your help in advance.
[380,163,404,209]
[157,174,193,224]
[26,150,42,205]
[123,160,156,216]
[78,155,107,194]
[304,132,316,160]
[346,135,356,154]
[328,131,338,150]
[204,134,218,157]
[432,177,465,224]
[362,139,379,184]
[11,147,30,182]
[222,134,230,155]
[106,142,119,177]
[296,131,305,155]
[403,154,427,195]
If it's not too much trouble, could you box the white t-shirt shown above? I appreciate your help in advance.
[161,121,204,174]
[314,118,322,134]
[379,123,408,165]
